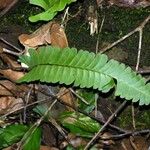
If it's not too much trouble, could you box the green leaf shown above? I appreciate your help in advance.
[18,46,150,105]
[59,111,101,138]
[30,0,50,10]
[33,103,51,120]
[76,89,98,113]
[29,0,77,22]
[23,127,41,150]
[0,124,29,149]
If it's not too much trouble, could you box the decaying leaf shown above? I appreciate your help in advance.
[0,96,23,115]
[0,80,16,96]
[0,80,32,99]
[0,53,21,68]
[0,69,24,81]
[50,23,68,48]
[18,21,68,49]
[58,88,74,111]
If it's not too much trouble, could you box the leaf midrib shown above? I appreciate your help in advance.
[30,63,149,97]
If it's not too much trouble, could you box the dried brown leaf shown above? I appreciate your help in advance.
[0,69,24,81]
[0,53,21,68]
[0,96,23,115]
[0,80,16,96]
[58,88,74,111]
[19,22,68,48]
[50,23,68,48]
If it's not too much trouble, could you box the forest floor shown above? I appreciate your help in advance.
[0,1,149,150]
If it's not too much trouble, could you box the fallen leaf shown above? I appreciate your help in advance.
[0,80,16,96]
[0,80,32,99]
[0,69,24,81]
[18,21,68,48]
[0,53,21,68]
[0,96,23,115]
[50,23,68,48]
[58,88,74,111]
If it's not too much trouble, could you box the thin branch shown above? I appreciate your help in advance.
[99,129,150,140]
[61,7,69,27]
[100,15,150,53]
[0,37,22,52]
[0,87,127,134]
[3,48,23,56]
[84,101,127,150]
[136,28,143,71]
[96,15,105,53]
[17,99,58,150]
[137,70,150,74]
[23,87,33,123]
[69,88,89,105]
[0,0,18,17]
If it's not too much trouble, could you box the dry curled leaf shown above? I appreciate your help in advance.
[0,69,24,81]
[50,23,68,48]
[0,96,23,115]
[19,21,68,48]
[0,80,32,98]
[0,80,16,96]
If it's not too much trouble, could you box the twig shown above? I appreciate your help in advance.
[0,82,16,97]
[0,97,51,119]
[96,15,105,53]
[135,28,143,71]
[17,99,58,150]
[100,15,150,53]
[3,48,23,56]
[37,89,128,133]
[69,88,89,105]
[0,0,18,17]
[61,7,69,27]
[23,87,33,123]
[48,117,67,139]
[99,129,150,140]
[99,14,150,130]
[84,101,127,150]
[0,87,128,134]
[130,136,138,150]
[0,87,70,119]
[137,70,150,74]
[132,17,144,129]
[0,37,22,52]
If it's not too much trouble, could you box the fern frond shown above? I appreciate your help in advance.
[18,46,150,105]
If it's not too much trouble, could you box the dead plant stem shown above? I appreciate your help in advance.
[17,99,58,150]
[100,15,150,53]
[84,101,127,150]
